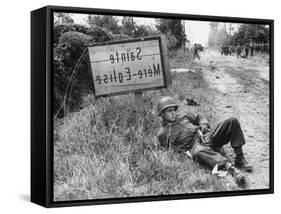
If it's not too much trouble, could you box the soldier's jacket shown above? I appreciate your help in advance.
[157,112,209,152]
[194,46,199,54]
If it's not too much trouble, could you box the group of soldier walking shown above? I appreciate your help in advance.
[221,43,255,59]
[192,42,256,61]
[236,43,255,59]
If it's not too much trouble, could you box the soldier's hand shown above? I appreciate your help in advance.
[201,124,210,134]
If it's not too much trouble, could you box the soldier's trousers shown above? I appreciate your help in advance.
[191,117,245,169]
[193,53,200,60]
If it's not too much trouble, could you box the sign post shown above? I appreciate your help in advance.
[88,36,171,103]
[134,91,144,106]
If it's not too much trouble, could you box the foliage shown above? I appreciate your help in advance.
[208,22,270,49]
[53,20,116,117]
[87,15,121,34]
[112,34,132,41]
[165,31,179,49]
[134,25,157,38]
[229,24,269,45]
[53,24,113,46]
[54,24,89,46]
[54,31,95,116]
[54,12,74,25]
[209,23,232,47]
[156,19,185,49]
[121,21,158,38]
[121,20,136,37]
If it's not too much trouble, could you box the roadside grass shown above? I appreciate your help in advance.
[54,49,240,201]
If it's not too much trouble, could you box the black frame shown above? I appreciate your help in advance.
[31,5,274,208]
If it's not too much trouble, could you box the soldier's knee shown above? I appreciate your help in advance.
[192,145,206,159]
[226,117,239,125]
[192,150,202,161]
[192,149,201,157]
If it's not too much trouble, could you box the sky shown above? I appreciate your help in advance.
[67,13,211,45]
[185,21,210,46]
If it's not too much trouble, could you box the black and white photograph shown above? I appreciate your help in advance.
[51,9,272,203]
[2,0,281,212]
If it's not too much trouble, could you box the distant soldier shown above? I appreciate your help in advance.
[156,97,253,187]
[245,43,249,59]
[193,44,200,60]
[249,42,254,57]
[236,44,242,58]
[230,46,236,55]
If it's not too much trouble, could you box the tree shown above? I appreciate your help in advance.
[53,26,114,117]
[53,24,89,46]
[217,23,231,46]
[121,18,136,37]
[54,31,94,117]
[54,12,74,25]
[134,25,157,38]
[229,24,269,45]
[156,18,185,49]
[208,22,220,47]
[87,15,121,34]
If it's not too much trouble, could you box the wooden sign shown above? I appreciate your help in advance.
[88,36,170,97]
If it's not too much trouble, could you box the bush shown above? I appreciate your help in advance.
[54,24,113,46]
[53,23,115,117]
[134,25,158,38]
[166,31,179,50]
[54,24,90,45]
[156,19,185,49]
[54,31,94,117]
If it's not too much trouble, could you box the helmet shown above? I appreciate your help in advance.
[157,96,178,116]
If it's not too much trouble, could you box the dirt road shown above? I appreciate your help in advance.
[187,49,270,189]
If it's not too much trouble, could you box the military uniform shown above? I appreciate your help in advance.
[193,45,200,60]
[156,96,252,187]
[245,44,249,58]
[250,43,254,56]
[157,113,246,169]
[236,45,242,58]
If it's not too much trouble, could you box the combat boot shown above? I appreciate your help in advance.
[228,165,247,188]
[234,147,253,172]
[235,153,253,172]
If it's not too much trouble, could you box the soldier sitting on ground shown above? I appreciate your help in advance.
[156,96,253,187]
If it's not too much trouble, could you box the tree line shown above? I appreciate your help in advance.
[208,22,269,51]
